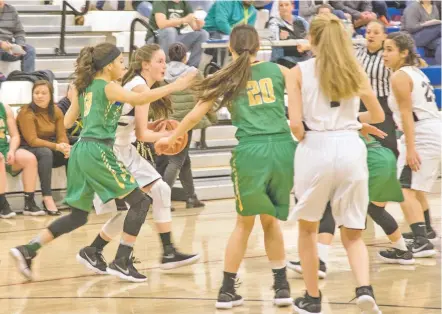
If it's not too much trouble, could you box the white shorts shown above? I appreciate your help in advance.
[397,120,441,192]
[94,144,161,215]
[290,131,369,230]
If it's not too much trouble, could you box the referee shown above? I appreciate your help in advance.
[356,20,398,157]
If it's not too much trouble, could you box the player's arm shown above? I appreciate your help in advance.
[167,100,214,144]
[64,84,79,129]
[358,72,385,124]
[391,70,421,170]
[133,84,170,143]
[286,65,305,141]
[5,104,20,153]
[105,70,197,106]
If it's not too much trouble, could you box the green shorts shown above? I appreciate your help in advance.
[64,139,138,212]
[0,145,20,177]
[230,133,296,221]
[367,142,404,203]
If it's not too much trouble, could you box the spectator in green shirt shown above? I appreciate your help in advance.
[146,0,209,67]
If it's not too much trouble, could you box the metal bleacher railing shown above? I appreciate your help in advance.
[56,1,90,56]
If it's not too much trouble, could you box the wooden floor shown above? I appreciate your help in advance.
[0,194,440,314]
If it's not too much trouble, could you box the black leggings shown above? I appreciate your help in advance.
[21,146,69,196]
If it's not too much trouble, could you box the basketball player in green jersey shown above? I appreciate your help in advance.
[156,24,295,309]
[10,43,196,282]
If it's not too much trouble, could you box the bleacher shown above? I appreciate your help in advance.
[2,1,441,211]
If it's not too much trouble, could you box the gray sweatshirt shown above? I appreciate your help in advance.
[401,2,440,34]
[0,4,26,45]
[164,61,197,83]
[329,1,372,20]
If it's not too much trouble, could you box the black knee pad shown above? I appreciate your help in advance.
[48,207,89,238]
[319,203,336,235]
[122,188,153,237]
[368,203,398,235]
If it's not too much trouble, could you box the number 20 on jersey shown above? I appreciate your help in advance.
[247,78,276,106]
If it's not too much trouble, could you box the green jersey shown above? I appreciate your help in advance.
[230,62,289,140]
[79,79,123,140]
[0,102,9,150]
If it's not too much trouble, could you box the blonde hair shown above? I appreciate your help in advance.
[309,13,365,101]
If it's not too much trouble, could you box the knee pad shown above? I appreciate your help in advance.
[319,203,336,235]
[368,203,398,235]
[122,188,152,237]
[149,179,172,223]
[48,207,89,238]
[102,211,127,239]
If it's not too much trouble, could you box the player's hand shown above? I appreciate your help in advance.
[175,69,198,91]
[147,119,165,131]
[67,83,78,102]
[6,151,15,165]
[406,148,421,172]
[154,137,175,155]
[360,123,387,141]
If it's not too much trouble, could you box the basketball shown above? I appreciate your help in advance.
[152,119,188,155]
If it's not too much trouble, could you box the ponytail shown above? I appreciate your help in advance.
[73,46,96,94]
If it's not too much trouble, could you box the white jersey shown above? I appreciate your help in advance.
[298,58,362,132]
[115,75,147,146]
[388,66,440,131]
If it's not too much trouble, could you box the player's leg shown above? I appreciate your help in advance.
[402,191,437,241]
[0,152,14,219]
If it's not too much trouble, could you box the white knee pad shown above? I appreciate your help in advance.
[149,179,172,223]
[102,211,128,239]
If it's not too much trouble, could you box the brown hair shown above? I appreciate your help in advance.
[310,13,365,101]
[122,44,172,119]
[387,31,427,67]
[30,80,55,121]
[317,4,333,14]
[73,42,118,94]
[169,42,187,62]
[193,24,260,109]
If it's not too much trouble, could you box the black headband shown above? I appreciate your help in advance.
[93,46,121,71]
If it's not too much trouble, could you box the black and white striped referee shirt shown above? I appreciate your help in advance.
[356,46,391,98]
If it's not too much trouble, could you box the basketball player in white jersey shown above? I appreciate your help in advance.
[383,32,440,258]
[65,45,200,281]
[286,14,385,314]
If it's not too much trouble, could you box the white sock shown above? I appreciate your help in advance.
[270,260,286,269]
[392,237,408,251]
[317,243,330,264]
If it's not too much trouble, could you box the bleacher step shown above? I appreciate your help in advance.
[192,166,231,178]
[19,14,74,25]
[36,58,76,72]
[15,5,61,12]
[174,177,234,201]
[24,25,92,33]
[36,47,82,55]
[27,35,107,48]
[189,151,231,168]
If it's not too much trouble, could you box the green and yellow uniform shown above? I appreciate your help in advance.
[363,136,404,203]
[230,62,295,220]
[0,103,19,176]
[64,79,138,211]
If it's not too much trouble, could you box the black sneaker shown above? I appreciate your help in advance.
[406,236,436,258]
[160,245,200,270]
[23,199,45,216]
[355,286,381,314]
[377,248,415,265]
[186,196,205,209]
[287,259,327,279]
[10,245,36,280]
[107,253,147,282]
[215,277,243,309]
[272,268,292,307]
[403,230,437,243]
[0,202,16,219]
[76,246,108,275]
[293,291,322,313]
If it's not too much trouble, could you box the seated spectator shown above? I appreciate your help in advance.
[146,0,209,68]
[132,1,153,17]
[0,0,35,73]
[372,1,390,25]
[402,0,441,64]
[17,81,70,216]
[299,0,351,22]
[330,1,377,28]
[95,0,125,10]
[204,0,257,37]
[268,0,310,68]
[158,42,215,208]
[0,102,44,218]
[187,0,214,12]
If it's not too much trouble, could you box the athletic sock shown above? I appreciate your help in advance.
[90,234,109,252]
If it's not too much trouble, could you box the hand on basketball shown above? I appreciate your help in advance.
[147,119,165,131]
[406,148,421,172]
[154,137,175,155]
[6,150,15,165]
[359,123,387,141]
